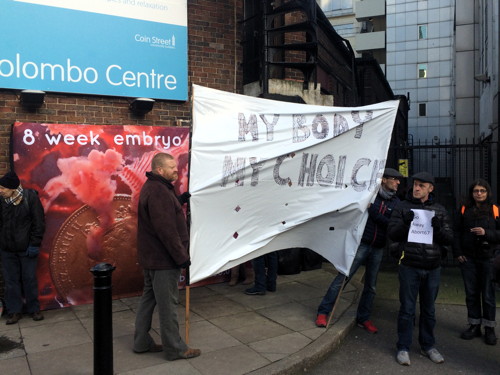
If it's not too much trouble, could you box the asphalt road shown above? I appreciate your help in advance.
[303,297,500,375]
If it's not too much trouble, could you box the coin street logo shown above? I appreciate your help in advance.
[134,33,176,49]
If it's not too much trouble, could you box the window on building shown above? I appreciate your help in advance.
[360,18,374,33]
[418,64,427,78]
[318,0,353,15]
[418,25,427,39]
[334,23,355,38]
[418,103,427,117]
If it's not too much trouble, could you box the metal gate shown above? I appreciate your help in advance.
[392,138,496,212]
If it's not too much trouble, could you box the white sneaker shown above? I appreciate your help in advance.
[421,348,444,364]
[396,350,410,366]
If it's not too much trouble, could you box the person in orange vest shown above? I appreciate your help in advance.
[453,178,498,346]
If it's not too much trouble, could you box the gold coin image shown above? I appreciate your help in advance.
[50,195,142,305]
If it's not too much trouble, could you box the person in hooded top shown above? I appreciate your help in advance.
[315,167,403,333]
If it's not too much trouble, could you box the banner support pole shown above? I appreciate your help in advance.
[184,89,194,345]
[326,275,346,329]
[185,266,190,344]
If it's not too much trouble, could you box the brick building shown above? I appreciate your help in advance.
[0,0,407,301]
[0,0,405,172]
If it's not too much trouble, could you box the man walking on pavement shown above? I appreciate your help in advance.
[315,167,403,332]
[133,153,200,360]
[388,172,453,366]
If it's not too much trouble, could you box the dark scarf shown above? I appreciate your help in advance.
[378,185,395,200]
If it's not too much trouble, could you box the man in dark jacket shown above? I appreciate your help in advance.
[388,172,453,366]
[315,167,403,332]
[133,153,200,360]
[0,171,45,324]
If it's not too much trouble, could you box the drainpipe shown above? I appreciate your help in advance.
[262,0,269,96]
[340,36,359,105]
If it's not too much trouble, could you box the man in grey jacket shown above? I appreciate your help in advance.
[133,153,200,360]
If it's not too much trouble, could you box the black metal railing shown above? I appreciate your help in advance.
[393,138,495,208]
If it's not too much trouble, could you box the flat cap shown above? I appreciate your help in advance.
[412,171,435,185]
[0,171,20,189]
[383,168,403,179]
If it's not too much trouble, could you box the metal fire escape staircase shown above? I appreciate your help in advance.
[262,0,318,93]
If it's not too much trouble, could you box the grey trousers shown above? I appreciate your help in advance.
[133,268,188,360]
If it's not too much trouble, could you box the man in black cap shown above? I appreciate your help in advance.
[388,171,453,366]
[0,171,45,324]
[315,167,403,332]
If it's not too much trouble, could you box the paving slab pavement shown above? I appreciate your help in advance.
[0,264,362,375]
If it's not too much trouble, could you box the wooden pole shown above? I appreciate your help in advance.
[184,94,193,345]
[325,275,346,329]
[185,266,190,345]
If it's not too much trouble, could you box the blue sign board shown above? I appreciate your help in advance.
[0,0,188,101]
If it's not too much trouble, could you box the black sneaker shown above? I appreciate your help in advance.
[244,287,265,295]
[6,313,22,325]
[266,284,276,292]
[31,311,44,321]
[484,327,497,345]
[460,324,481,340]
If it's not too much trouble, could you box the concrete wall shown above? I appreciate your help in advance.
[355,30,386,51]
[244,79,334,106]
[355,0,385,19]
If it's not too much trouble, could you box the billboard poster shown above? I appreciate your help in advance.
[11,122,225,310]
[0,0,188,100]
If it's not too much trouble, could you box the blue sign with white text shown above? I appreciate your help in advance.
[0,0,188,101]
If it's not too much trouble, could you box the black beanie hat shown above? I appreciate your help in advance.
[0,171,20,189]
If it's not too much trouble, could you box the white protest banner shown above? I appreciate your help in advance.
[189,85,399,283]
[407,209,435,244]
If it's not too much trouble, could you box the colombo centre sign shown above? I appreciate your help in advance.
[0,0,188,101]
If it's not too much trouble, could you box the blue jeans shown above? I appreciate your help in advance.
[1,249,40,314]
[252,252,278,291]
[397,264,440,352]
[460,258,496,327]
[317,243,384,323]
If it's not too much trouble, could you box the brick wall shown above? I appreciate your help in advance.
[0,0,243,174]
[0,0,243,299]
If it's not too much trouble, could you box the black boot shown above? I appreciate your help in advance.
[484,327,497,345]
[460,324,481,340]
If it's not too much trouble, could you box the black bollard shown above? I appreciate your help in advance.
[90,263,116,375]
